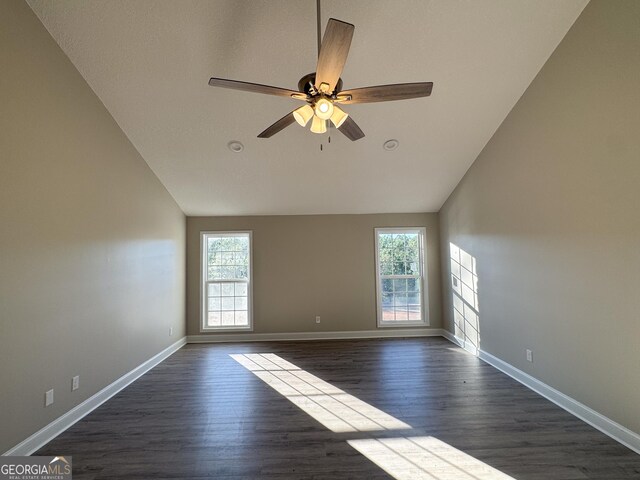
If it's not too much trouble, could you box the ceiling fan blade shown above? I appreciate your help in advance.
[338,116,365,141]
[337,82,433,104]
[209,77,302,99]
[315,19,354,93]
[257,111,296,138]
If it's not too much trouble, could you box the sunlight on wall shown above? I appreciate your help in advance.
[348,436,515,480]
[450,243,480,355]
[230,353,411,433]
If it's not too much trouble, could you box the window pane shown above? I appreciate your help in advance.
[407,292,420,306]
[393,292,408,307]
[382,306,395,321]
[208,297,221,311]
[234,252,248,265]
[221,251,234,265]
[235,311,248,326]
[208,311,221,327]
[221,283,234,296]
[393,260,406,275]
[235,266,248,279]
[382,279,393,293]
[207,266,221,281]
[222,311,234,326]
[208,238,222,254]
[221,297,234,310]
[208,283,221,297]
[406,262,419,275]
[235,282,247,296]
[219,266,234,279]
[408,305,421,321]
[234,296,247,310]
[382,293,393,307]
[393,279,407,293]
[380,262,393,275]
[405,234,419,262]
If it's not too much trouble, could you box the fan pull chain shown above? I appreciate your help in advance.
[320,120,331,152]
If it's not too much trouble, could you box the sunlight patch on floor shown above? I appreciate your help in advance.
[230,353,411,433]
[231,353,517,479]
[348,436,516,480]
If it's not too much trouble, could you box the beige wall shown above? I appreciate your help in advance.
[439,0,640,434]
[0,0,186,453]
[187,214,441,335]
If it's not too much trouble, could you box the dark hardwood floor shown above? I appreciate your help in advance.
[36,337,640,479]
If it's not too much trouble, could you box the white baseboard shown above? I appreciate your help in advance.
[3,337,187,456]
[440,329,460,346]
[440,330,479,355]
[187,328,445,343]
[477,348,640,455]
[441,329,640,455]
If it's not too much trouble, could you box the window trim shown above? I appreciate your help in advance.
[374,227,429,328]
[200,230,254,332]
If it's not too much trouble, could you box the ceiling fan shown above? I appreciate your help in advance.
[208,1,433,141]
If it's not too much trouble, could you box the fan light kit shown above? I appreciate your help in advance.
[208,0,433,142]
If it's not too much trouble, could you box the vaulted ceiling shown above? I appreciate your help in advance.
[28,0,587,215]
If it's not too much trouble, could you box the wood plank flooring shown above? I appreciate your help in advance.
[36,338,640,479]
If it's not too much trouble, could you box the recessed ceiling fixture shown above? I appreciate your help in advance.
[208,0,434,142]
[227,141,244,153]
[383,139,399,151]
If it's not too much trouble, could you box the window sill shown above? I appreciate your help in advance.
[200,326,253,333]
[377,321,429,328]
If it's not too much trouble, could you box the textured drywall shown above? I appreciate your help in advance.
[187,214,441,335]
[0,0,186,453]
[439,0,640,434]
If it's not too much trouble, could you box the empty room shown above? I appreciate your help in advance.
[1,0,639,478]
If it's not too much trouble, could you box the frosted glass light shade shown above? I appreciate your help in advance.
[310,115,327,134]
[293,105,314,127]
[330,106,349,128]
[314,98,334,120]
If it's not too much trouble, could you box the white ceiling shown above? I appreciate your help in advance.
[28,0,587,216]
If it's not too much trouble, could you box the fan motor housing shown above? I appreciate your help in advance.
[298,72,343,97]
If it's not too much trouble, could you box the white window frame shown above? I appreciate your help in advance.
[200,231,254,332]
[375,227,429,328]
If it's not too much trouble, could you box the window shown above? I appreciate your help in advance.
[375,228,428,327]
[201,231,252,331]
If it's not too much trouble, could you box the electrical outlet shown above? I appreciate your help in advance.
[45,389,54,407]
[526,349,533,363]
[72,375,80,391]
[315,316,321,324]
[169,327,173,336]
